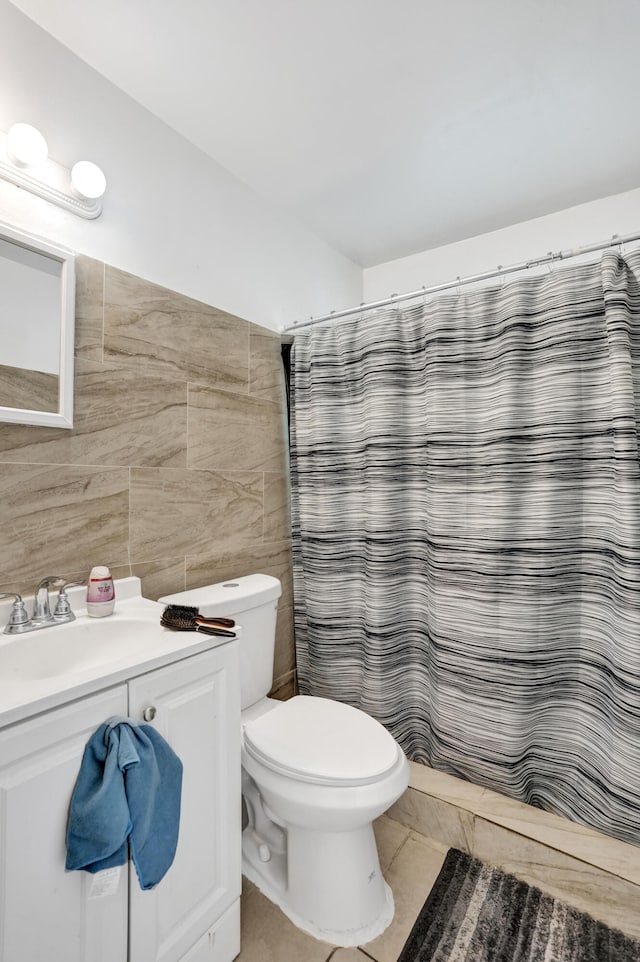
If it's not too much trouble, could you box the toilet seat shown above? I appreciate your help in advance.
[243,695,400,787]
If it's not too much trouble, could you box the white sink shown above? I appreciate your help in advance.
[0,614,166,682]
[0,577,239,728]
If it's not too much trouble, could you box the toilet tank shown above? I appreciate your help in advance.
[159,574,282,710]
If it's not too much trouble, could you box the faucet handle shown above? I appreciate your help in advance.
[0,593,31,633]
[53,581,87,621]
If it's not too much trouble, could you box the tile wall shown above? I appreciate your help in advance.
[388,761,640,940]
[0,256,295,697]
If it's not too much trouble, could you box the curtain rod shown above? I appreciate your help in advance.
[281,230,640,334]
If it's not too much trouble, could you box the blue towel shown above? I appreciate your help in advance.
[65,717,183,890]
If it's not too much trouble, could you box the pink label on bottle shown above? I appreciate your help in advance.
[87,578,115,603]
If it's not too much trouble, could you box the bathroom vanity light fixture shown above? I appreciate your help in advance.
[0,122,106,219]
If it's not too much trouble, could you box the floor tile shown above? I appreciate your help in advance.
[330,949,378,961]
[237,878,333,962]
[362,832,448,962]
[373,814,411,874]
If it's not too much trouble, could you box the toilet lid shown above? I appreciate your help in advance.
[243,695,400,786]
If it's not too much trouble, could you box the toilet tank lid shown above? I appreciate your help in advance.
[159,573,281,616]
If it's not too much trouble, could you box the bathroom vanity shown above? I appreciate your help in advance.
[0,578,241,962]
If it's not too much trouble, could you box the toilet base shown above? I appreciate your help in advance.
[242,822,395,947]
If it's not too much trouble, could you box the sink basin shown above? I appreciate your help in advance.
[0,577,239,728]
[0,614,166,682]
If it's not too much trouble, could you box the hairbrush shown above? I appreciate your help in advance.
[161,604,236,637]
[163,604,235,628]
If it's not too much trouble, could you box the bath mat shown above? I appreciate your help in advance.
[397,848,640,962]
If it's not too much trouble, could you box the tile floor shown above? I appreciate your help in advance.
[236,814,446,962]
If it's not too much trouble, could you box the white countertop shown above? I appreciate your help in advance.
[0,577,239,729]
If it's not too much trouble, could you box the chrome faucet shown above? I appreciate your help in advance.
[2,576,82,635]
[32,575,66,624]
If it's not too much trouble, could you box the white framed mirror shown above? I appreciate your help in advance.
[0,222,75,428]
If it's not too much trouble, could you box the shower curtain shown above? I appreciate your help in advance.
[289,248,640,847]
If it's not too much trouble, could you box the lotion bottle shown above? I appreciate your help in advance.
[86,565,115,617]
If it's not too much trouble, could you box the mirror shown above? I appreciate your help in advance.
[0,222,75,428]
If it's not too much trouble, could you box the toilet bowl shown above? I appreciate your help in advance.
[159,575,410,946]
[241,694,409,945]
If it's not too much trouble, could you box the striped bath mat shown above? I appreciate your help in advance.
[397,849,640,962]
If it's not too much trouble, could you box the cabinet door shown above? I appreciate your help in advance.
[0,686,129,962]
[128,645,241,962]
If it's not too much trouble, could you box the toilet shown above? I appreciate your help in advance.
[159,574,410,946]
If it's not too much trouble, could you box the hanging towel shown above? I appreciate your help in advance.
[65,717,183,890]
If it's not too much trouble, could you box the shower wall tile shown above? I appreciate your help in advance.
[264,472,291,542]
[472,818,640,940]
[249,326,287,402]
[75,255,104,362]
[129,466,263,562]
[0,563,132,603]
[1,256,294,697]
[187,385,286,472]
[186,540,293,608]
[274,604,295,680]
[103,265,249,394]
[387,788,474,854]
[130,558,187,602]
[469,783,640,888]
[0,462,129,583]
[407,761,488,810]
[400,760,640,888]
[69,360,188,467]
[269,669,297,701]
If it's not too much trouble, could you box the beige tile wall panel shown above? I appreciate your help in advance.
[0,463,129,584]
[186,540,293,607]
[187,385,286,472]
[69,360,188,467]
[129,466,263,562]
[103,266,249,394]
[472,818,640,940]
[130,558,187,602]
[74,256,104,362]
[249,327,288,402]
[387,760,640,941]
[263,472,291,542]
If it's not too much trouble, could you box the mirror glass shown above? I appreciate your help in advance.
[0,223,75,428]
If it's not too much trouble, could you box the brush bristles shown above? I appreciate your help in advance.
[161,606,236,637]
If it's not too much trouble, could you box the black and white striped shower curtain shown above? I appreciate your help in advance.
[289,248,640,847]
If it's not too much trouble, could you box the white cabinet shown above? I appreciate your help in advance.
[0,685,129,962]
[0,644,241,962]
[128,645,241,962]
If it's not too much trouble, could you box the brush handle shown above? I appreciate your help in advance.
[195,623,236,638]
[194,616,236,629]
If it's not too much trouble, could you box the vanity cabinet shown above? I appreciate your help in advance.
[0,644,241,962]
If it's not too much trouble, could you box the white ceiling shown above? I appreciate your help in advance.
[9,0,640,267]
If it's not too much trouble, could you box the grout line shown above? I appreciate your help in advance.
[358,947,381,962]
